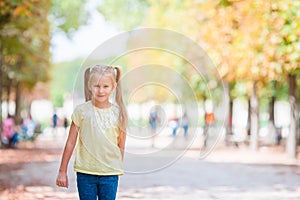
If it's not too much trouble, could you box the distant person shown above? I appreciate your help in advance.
[203,112,215,149]
[169,116,179,138]
[1,115,19,148]
[24,115,36,139]
[205,112,215,126]
[149,109,158,147]
[52,112,58,129]
[14,118,26,140]
[52,112,59,137]
[56,65,128,200]
[181,112,189,138]
[149,110,158,133]
[63,117,69,134]
[275,128,282,145]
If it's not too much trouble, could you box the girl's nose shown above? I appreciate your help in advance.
[99,87,104,93]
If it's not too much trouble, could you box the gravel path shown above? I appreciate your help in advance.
[0,127,299,200]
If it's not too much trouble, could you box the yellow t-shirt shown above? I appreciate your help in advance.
[71,101,123,176]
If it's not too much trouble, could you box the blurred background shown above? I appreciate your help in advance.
[1,0,300,199]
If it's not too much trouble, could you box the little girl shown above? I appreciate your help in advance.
[56,65,128,200]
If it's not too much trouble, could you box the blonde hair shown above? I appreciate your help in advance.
[84,65,128,132]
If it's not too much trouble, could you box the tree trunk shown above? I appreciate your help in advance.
[228,99,233,135]
[0,46,2,145]
[223,81,231,137]
[268,91,276,145]
[269,96,275,124]
[289,74,296,97]
[15,82,21,124]
[286,74,297,158]
[6,77,11,116]
[250,81,259,150]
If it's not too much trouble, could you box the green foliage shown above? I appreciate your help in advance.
[0,0,90,95]
[50,0,89,36]
[50,58,84,107]
[98,0,150,30]
[218,0,232,7]
[0,0,51,88]
[190,74,223,106]
[230,81,248,99]
[267,0,300,73]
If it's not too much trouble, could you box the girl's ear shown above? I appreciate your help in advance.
[114,82,117,90]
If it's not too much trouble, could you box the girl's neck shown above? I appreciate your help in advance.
[91,100,112,109]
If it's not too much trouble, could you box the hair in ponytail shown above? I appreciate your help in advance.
[84,65,128,132]
[114,66,128,132]
[84,67,92,101]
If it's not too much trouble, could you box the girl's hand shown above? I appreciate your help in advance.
[56,171,68,188]
[56,122,78,188]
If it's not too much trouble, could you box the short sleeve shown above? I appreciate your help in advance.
[71,106,82,127]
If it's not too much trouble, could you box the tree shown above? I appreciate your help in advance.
[96,0,300,153]
[268,0,300,157]
[0,0,90,136]
[1,0,51,123]
[98,0,149,31]
[50,0,89,36]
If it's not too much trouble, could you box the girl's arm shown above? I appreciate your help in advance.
[56,122,79,188]
[118,130,126,160]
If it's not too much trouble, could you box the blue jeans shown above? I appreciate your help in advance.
[76,172,119,200]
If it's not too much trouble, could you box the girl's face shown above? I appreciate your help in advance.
[90,74,116,107]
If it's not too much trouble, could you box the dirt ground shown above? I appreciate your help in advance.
[0,140,70,200]
[1,128,300,200]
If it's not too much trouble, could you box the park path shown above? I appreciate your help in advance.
[0,127,300,200]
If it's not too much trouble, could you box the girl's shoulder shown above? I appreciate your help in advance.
[111,103,120,113]
[73,101,92,112]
